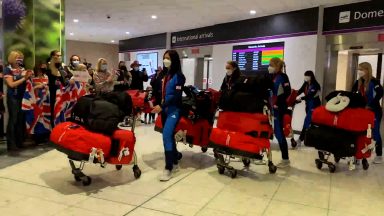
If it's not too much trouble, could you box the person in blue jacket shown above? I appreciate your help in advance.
[295,70,321,146]
[352,62,383,164]
[152,50,186,181]
[269,57,291,168]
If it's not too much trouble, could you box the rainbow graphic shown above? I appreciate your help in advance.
[261,48,284,65]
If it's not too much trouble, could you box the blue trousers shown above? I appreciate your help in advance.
[374,110,382,156]
[162,107,181,170]
[273,109,289,160]
[299,105,315,141]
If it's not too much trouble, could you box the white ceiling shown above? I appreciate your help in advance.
[65,0,365,44]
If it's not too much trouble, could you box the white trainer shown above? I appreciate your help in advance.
[159,169,172,182]
[373,156,383,164]
[173,164,180,173]
[276,159,290,168]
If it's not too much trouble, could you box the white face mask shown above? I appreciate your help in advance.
[357,70,365,78]
[72,61,80,67]
[268,66,275,74]
[101,64,108,71]
[134,67,140,71]
[304,76,311,82]
[163,59,172,68]
[226,69,233,76]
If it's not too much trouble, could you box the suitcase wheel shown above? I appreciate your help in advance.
[315,159,323,170]
[362,159,369,170]
[291,138,297,148]
[177,152,183,161]
[328,164,336,173]
[201,147,208,153]
[334,157,340,163]
[116,165,123,170]
[242,158,251,167]
[133,165,142,179]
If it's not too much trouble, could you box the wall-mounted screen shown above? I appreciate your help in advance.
[232,42,284,74]
[136,52,158,76]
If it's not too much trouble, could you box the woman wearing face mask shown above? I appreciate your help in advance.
[4,51,32,152]
[129,60,148,90]
[114,61,132,91]
[65,55,81,74]
[295,70,321,146]
[152,50,186,182]
[46,50,74,127]
[93,58,115,93]
[352,62,384,164]
[219,61,242,109]
[269,57,291,168]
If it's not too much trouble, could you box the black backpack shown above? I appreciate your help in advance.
[71,95,95,125]
[98,91,133,116]
[87,99,124,135]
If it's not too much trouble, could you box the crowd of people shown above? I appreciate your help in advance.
[1,49,382,182]
[0,50,154,153]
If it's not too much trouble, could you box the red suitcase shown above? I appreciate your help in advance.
[312,106,374,132]
[355,135,373,160]
[155,115,211,147]
[50,122,112,160]
[217,112,272,138]
[283,114,293,137]
[209,128,270,158]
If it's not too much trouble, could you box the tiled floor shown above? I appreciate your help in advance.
[0,124,383,216]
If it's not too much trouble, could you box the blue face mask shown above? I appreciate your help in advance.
[72,61,80,68]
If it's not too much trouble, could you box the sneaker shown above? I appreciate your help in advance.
[276,159,290,168]
[373,156,383,164]
[173,164,180,173]
[159,169,172,182]
[296,139,302,147]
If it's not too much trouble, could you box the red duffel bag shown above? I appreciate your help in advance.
[209,128,270,158]
[312,106,375,132]
[50,122,112,160]
[106,130,136,165]
[217,112,272,138]
[127,90,146,108]
[154,115,211,147]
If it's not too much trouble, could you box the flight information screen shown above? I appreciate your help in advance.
[232,42,284,74]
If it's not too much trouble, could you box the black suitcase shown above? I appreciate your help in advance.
[305,124,358,157]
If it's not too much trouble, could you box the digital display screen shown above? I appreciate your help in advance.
[136,52,158,76]
[232,42,284,74]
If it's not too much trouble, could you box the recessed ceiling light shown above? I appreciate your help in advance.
[73,19,79,23]
[151,15,157,19]
[250,10,256,15]
[125,32,130,35]
[69,32,74,36]
[111,40,115,43]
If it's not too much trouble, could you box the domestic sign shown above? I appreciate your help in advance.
[323,1,384,34]
[171,8,318,48]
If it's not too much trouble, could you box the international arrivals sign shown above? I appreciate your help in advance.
[323,1,384,34]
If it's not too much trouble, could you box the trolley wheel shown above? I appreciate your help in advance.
[318,151,325,160]
[242,158,251,167]
[362,159,369,170]
[177,152,183,161]
[213,149,219,159]
[268,163,277,174]
[334,157,340,163]
[82,176,92,186]
[328,164,336,173]
[315,159,323,170]
[201,147,208,153]
[230,169,237,179]
[291,138,297,148]
[74,175,81,182]
[217,165,225,175]
[133,165,142,179]
[115,165,123,170]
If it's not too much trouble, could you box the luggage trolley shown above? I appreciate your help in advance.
[209,108,277,178]
[54,113,141,186]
